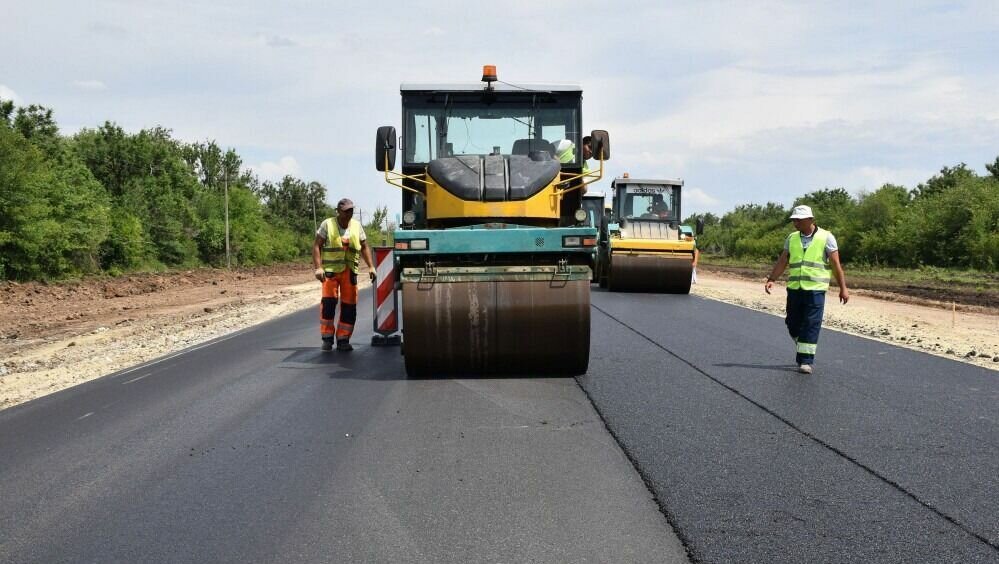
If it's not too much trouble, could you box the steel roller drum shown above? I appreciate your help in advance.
[401,280,590,377]
[607,254,693,294]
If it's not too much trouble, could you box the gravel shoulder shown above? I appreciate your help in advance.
[1,264,370,411]
[2,263,996,412]
[692,267,999,371]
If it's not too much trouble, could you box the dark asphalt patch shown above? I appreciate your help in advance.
[579,291,999,563]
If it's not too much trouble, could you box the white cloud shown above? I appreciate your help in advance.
[72,80,107,91]
[0,84,18,103]
[260,34,296,48]
[684,188,720,208]
[248,156,302,181]
[612,60,996,156]
[833,166,935,194]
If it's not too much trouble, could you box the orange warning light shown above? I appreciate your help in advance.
[623,172,630,178]
[482,65,497,83]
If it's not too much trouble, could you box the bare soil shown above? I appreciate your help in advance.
[0,263,371,411]
[1,262,996,412]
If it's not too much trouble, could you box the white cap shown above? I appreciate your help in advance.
[789,205,814,219]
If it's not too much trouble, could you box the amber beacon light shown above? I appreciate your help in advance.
[481,65,497,83]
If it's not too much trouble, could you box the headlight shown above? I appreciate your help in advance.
[563,236,581,247]
[574,209,587,223]
[402,210,416,225]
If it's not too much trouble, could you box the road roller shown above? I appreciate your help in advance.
[581,191,606,281]
[595,176,703,293]
[374,66,610,377]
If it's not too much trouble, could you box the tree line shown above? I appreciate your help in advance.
[0,100,389,281]
[684,159,999,271]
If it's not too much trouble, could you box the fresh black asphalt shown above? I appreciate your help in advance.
[1,286,997,563]
[584,289,998,563]
[0,290,687,564]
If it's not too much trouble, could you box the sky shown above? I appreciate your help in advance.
[2,0,998,220]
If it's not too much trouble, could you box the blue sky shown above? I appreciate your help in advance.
[3,1,998,219]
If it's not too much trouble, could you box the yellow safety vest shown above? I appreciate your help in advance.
[556,143,576,164]
[787,227,831,291]
[320,218,362,274]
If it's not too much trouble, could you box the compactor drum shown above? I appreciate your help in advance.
[375,67,610,377]
[596,177,702,294]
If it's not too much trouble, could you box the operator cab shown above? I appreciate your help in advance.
[399,84,584,221]
[611,178,683,225]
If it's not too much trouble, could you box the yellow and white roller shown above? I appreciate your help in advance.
[598,176,698,294]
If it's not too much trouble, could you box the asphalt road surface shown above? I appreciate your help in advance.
[583,290,998,563]
[1,288,997,563]
[0,290,686,564]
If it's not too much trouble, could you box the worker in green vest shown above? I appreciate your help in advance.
[553,139,577,165]
[312,198,376,352]
[554,136,593,173]
[764,205,849,374]
[581,135,592,174]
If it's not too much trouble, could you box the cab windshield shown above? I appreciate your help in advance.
[403,92,580,165]
[619,184,679,222]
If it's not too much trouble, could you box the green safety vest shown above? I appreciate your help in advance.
[556,144,576,164]
[320,218,362,274]
[787,227,831,291]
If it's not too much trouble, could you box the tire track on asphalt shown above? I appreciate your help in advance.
[590,302,999,555]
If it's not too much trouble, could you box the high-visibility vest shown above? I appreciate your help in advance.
[320,218,362,274]
[556,143,576,164]
[787,227,831,291]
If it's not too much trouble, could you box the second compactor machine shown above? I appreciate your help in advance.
[596,176,702,294]
[375,67,610,377]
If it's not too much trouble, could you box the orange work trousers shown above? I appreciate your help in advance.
[320,269,358,341]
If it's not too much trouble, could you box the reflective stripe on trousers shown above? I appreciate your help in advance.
[786,288,825,365]
[320,270,359,340]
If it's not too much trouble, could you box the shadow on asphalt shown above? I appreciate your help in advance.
[268,346,405,381]
[268,347,584,381]
[713,362,800,373]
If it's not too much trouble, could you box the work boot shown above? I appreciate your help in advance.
[336,339,354,352]
[321,338,334,352]
[798,364,813,374]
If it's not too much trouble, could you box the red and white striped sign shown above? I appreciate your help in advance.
[372,247,398,335]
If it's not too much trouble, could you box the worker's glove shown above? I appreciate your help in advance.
[314,268,326,281]
[368,271,377,282]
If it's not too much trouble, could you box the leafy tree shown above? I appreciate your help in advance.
[681,212,719,228]
[0,100,14,125]
[986,156,999,181]
[260,176,332,236]
[911,163,975,199]
[364,205,392,245]
[0,115,110,279]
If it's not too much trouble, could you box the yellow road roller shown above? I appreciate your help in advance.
[596,176,702,293]
[374,66,610,376]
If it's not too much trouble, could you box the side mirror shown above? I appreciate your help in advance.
[696,218,705,235]
[590,130,610,161]
[375,126,397,171]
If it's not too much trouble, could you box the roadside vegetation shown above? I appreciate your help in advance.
[683,160,999,271]
[682,161,999,306]
[0,100,390,281]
